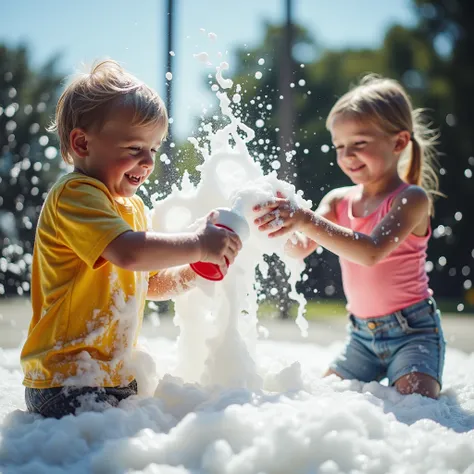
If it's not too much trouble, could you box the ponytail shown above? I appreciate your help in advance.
[399,108,442,215]
[404,136,422,186]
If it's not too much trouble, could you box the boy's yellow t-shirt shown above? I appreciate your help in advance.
[21,172,155,389]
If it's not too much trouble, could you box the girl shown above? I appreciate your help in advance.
[254,74,445,399]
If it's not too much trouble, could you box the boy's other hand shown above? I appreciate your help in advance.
[195,211,243,266]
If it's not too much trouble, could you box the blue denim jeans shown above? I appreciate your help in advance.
[329,298,446,387]
[25,379,138,419]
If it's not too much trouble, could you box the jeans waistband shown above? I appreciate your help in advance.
[351,297,436,331]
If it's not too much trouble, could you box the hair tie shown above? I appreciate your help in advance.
[410,132,415,142]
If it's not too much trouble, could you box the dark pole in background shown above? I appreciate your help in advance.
[278,0,295,185]
[163,0,174,192]
[277,0,295,319]
[158,0,174,317]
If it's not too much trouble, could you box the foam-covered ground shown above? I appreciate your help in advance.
[1,335,473,474]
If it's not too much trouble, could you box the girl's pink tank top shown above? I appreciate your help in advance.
[335,183,432,318]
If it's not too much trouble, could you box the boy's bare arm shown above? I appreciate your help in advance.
[102,212,242,271]
[147,265,198,300]
[103,230,201,271]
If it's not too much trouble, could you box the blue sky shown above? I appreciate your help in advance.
[2,0,416,140]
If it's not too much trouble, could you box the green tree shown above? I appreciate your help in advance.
[0,44,63,296]
[409,0,474,302]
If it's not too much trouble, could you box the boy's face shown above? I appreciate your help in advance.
[74,109,162,198]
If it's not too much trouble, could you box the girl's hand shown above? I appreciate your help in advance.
[253,191,311,238]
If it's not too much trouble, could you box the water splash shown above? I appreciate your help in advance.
[150,60,312,390]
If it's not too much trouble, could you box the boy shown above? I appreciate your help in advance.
[20,60,242,418]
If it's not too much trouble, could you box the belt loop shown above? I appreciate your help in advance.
[394,310,409,331]
[349,314,358,330]
[428,296,437,314]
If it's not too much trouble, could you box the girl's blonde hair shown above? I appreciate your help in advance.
[49,59,168,164]
[326,74,441,212]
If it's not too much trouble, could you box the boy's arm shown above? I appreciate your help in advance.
[147,265,198,300]
[101,212,241,272]
[297,186,430,266]
[284,187,348,260]
[102,230,201,271]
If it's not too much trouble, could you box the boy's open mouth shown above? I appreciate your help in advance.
[125,173,142,185]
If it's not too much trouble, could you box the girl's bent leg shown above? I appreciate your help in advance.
[393,372,440,399]
[323,369,343,378]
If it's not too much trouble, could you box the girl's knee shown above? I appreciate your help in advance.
[394,372,440,399]
[323,368,344,379]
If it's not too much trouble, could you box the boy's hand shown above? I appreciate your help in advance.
[195,211,243,267]
[253,191,311,238]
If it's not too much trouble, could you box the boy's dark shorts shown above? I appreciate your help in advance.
[25,379,138,419]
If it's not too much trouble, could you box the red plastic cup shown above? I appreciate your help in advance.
[190,208,249,281]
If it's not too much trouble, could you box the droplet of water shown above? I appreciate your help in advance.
[446,114,456,126]
[44,146,57,160]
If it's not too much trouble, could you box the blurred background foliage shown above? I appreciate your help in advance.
[1,0,473,310]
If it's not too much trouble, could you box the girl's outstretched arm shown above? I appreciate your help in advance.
[256,185,430,267]
[262,187,351,260]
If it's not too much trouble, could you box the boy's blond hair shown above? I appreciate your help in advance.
[50,59,168,164]
[327,74,441,213]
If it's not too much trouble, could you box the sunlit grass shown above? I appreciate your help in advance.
[258,298,474,320]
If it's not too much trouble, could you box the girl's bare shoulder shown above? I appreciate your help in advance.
[316,186,355,218]
[321,185,356,206]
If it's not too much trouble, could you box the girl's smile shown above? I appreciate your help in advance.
[348,164,366,173]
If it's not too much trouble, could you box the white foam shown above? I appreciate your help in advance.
[150,58,312,388]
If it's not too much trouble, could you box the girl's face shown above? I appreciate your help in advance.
[330,115,406,186]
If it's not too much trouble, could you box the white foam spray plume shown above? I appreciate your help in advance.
[150,58,312,392]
